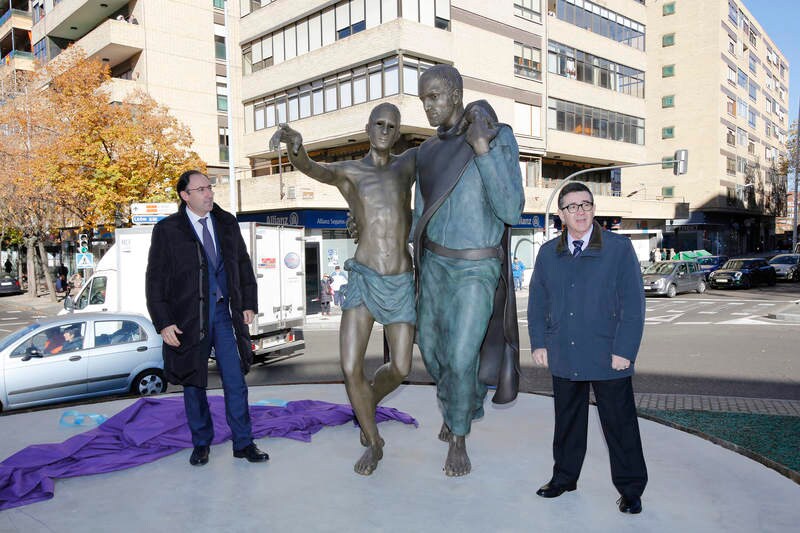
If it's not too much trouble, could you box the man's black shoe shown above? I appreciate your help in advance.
[536,481,577,498]
[233,443,270,463]
[189,446,210,466]
[617,496,643,514]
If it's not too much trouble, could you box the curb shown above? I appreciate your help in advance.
[766,301,800,323]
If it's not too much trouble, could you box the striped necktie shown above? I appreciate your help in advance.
[572,240,584,258]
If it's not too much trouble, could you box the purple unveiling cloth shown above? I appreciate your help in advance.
[0,396,417,511]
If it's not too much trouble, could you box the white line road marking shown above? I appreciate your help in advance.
[645,313,685,323]
[728,302,745,305]
[698,311,717,314]
[731,312,750,316]
[756,303,775,306]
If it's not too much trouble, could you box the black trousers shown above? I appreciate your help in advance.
[551,375,648,499]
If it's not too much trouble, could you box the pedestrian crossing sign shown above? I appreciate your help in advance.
[76,253,94,269]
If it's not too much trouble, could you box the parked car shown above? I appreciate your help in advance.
[767,254,800,282]
[642,260,706,297]
[695,255,729,280]
[0,313,166,412]
[708,258,776,289]
[0,274,22,295]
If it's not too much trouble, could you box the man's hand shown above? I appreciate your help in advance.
[243,310,255,325]
[465,106,497,156]
[160,324,182,347]
[270,123,303,156]
[611,354,631,371]
[532,348,548,367]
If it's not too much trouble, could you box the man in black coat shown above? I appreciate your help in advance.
[145,170,269,466]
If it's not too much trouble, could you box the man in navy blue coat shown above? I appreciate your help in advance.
[528,182,647,514]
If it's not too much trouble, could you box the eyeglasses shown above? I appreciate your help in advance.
[560,201,594,213]
[185,185,214,194]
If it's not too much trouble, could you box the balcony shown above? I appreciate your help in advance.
[76,18,143,68]
[0,48,33,71]
[0,8,31,39]
[31,0,127,42]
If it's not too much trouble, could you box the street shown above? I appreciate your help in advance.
[0,283,798,416]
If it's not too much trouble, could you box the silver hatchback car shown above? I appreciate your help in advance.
[0,313,166,412]
[642,260,706,297]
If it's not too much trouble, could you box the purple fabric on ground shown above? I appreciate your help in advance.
[0,396,417,511]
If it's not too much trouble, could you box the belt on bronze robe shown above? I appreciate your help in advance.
[423,239,504,261]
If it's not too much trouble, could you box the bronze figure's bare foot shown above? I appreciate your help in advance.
[360,430,385,448]
[354,443,384,475]
[438,422,453,443]
[444,435,471,477]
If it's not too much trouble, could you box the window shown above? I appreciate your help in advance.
[728,35,736,56]
[747,107,756,128]
[219,127,229,162]
[662,95,674,108]
[726,128,735,146]
[726,96,736,115]
[663,2,675,15]
[514,0,541,22]
[216,77,228,112]
[737,156,747,173]
[662,186,674,198]
[514,42,542,81]
[727,66,736,85]
[551,0,646,51]
[514,102,542,137]
[737,68,747,88]
[737,98,747,119]
[33,39,47,62]
[547,97,644,144]
[11,323,87,358]
[215,36,226,60]
[748,80,757,102]
[662,156,673,169]
[662,65,675,77]
[250,54,437,130]
[748,141,755,155]
[95,320,146,347]
[662,126,675,139]
[737,128,747,146]
[547,41,644,98]
[728,1,738,24]
[749,53,757,74]
[726,157,736,175]
[662,33,675,47]
[214,0,224,8]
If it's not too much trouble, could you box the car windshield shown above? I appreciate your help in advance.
[0,323,40,352]
[769,255,799,265]
[696,257,721,266]
[644,262,676,275]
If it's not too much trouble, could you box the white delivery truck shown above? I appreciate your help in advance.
[61,223,306,365]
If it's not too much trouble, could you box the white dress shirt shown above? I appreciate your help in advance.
[185,208,217,252]
[568,224,593,254]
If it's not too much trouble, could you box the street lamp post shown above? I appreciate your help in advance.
[543,150,688,241]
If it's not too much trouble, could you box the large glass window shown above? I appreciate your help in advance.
[662,64,675,77]
[549,0,645,51]
[215,36,226,60]
[514,0,541,22]
[547,41,644,98]
[547,98,644,145]
[250,55,436,130]
[243,0,451,74]
[515,42,542,81]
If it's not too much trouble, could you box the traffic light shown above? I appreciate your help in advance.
[78,234,89,254]
[673,149,688,176]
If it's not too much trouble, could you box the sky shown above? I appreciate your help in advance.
[744,0,800,127]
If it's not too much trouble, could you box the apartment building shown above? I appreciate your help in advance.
[0,0,34,82]
[29,0,243,183]
[627,0,790,255]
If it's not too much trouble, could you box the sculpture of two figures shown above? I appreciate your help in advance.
[272,65,525,476]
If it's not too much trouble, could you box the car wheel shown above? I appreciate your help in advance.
[131,369,167,396]
[696,280,706,294]
[666,284,677,298]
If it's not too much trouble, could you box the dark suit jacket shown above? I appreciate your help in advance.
[145,203,258,387]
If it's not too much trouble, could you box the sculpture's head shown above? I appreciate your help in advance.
[418,65,463,129]
[365,102,401,152]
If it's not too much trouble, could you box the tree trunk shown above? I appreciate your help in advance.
[24,237,36,298]
[37,240,57,302]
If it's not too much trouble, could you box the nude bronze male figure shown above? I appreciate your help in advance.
[273,103,416,475]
